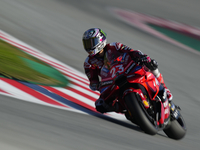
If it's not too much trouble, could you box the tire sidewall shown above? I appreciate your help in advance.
[124,92,158,135]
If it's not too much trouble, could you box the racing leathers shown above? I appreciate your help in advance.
[84,42,173,113]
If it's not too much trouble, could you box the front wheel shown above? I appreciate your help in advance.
[124,92,158,135]
[163,113,186,140]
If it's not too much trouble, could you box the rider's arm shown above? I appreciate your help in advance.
[84,57,100,91]
[116,42,160,73]
[115,42,149,60]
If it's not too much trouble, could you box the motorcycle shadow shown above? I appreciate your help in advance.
[86,109,169,138]
[66,103,168,138]
[94,112,142,132]
[94,112,169,138]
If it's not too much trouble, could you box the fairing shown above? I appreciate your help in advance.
[99,51,170,127]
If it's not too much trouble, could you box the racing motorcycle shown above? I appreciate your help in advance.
[99,51,186,140]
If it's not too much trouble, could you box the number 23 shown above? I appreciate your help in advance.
[110,64,124,78]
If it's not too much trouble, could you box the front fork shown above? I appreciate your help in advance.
[155,95,170,128]
[154,86,171,128]
[169,101,181,120]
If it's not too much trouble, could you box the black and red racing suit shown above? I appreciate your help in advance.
[84,42,169,91]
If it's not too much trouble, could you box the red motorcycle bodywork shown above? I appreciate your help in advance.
[100,53,170,127]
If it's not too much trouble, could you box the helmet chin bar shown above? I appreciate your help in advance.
[90,40,107,56]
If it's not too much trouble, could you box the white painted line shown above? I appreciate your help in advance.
[0,80,47,105]
[55,87,95,107]
[0,29,126,121]
[68,84,99,99]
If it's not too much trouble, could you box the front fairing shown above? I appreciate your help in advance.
[100,51,169,128]
[100,51,160,101]
[127,71,160,100]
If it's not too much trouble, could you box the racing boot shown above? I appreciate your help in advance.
[156,73,175,118]
[112,100,126,113]
[156,73,173,101]
[95,98,125,114]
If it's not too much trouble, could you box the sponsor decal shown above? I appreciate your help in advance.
[163,100,168,108]
[170,103,175,111]
[172,109,179,119]
[127,74,135,78]
[101,72,108,77]
[101,80,113,86]
[110,64,124,78]
[147,73,152,78]
[102,67,109,73]
[164,107,169,114]
[143,100,149,107]
[133,66,142,72]
[125,62,136,74]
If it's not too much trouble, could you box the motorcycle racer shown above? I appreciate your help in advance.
[83,28,173,113]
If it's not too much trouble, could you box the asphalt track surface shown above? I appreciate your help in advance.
[0,0,200,149]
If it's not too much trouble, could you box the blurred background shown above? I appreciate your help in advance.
[0,0,200,149]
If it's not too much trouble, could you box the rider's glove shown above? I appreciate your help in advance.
[136,55,151,65]
[166,88,173,101]
[145,59,158,71]
[89,83,99,91]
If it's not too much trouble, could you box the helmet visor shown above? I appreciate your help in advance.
[83,37,100,52]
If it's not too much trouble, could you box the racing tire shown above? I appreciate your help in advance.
[163,114,186,140]
[124,92,158,135]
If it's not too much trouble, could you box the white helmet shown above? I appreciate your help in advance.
[82,28,107,56]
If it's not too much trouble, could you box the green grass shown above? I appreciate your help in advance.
[0,39,66,86]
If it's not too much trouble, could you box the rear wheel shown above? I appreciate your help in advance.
[124,92,158,135]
